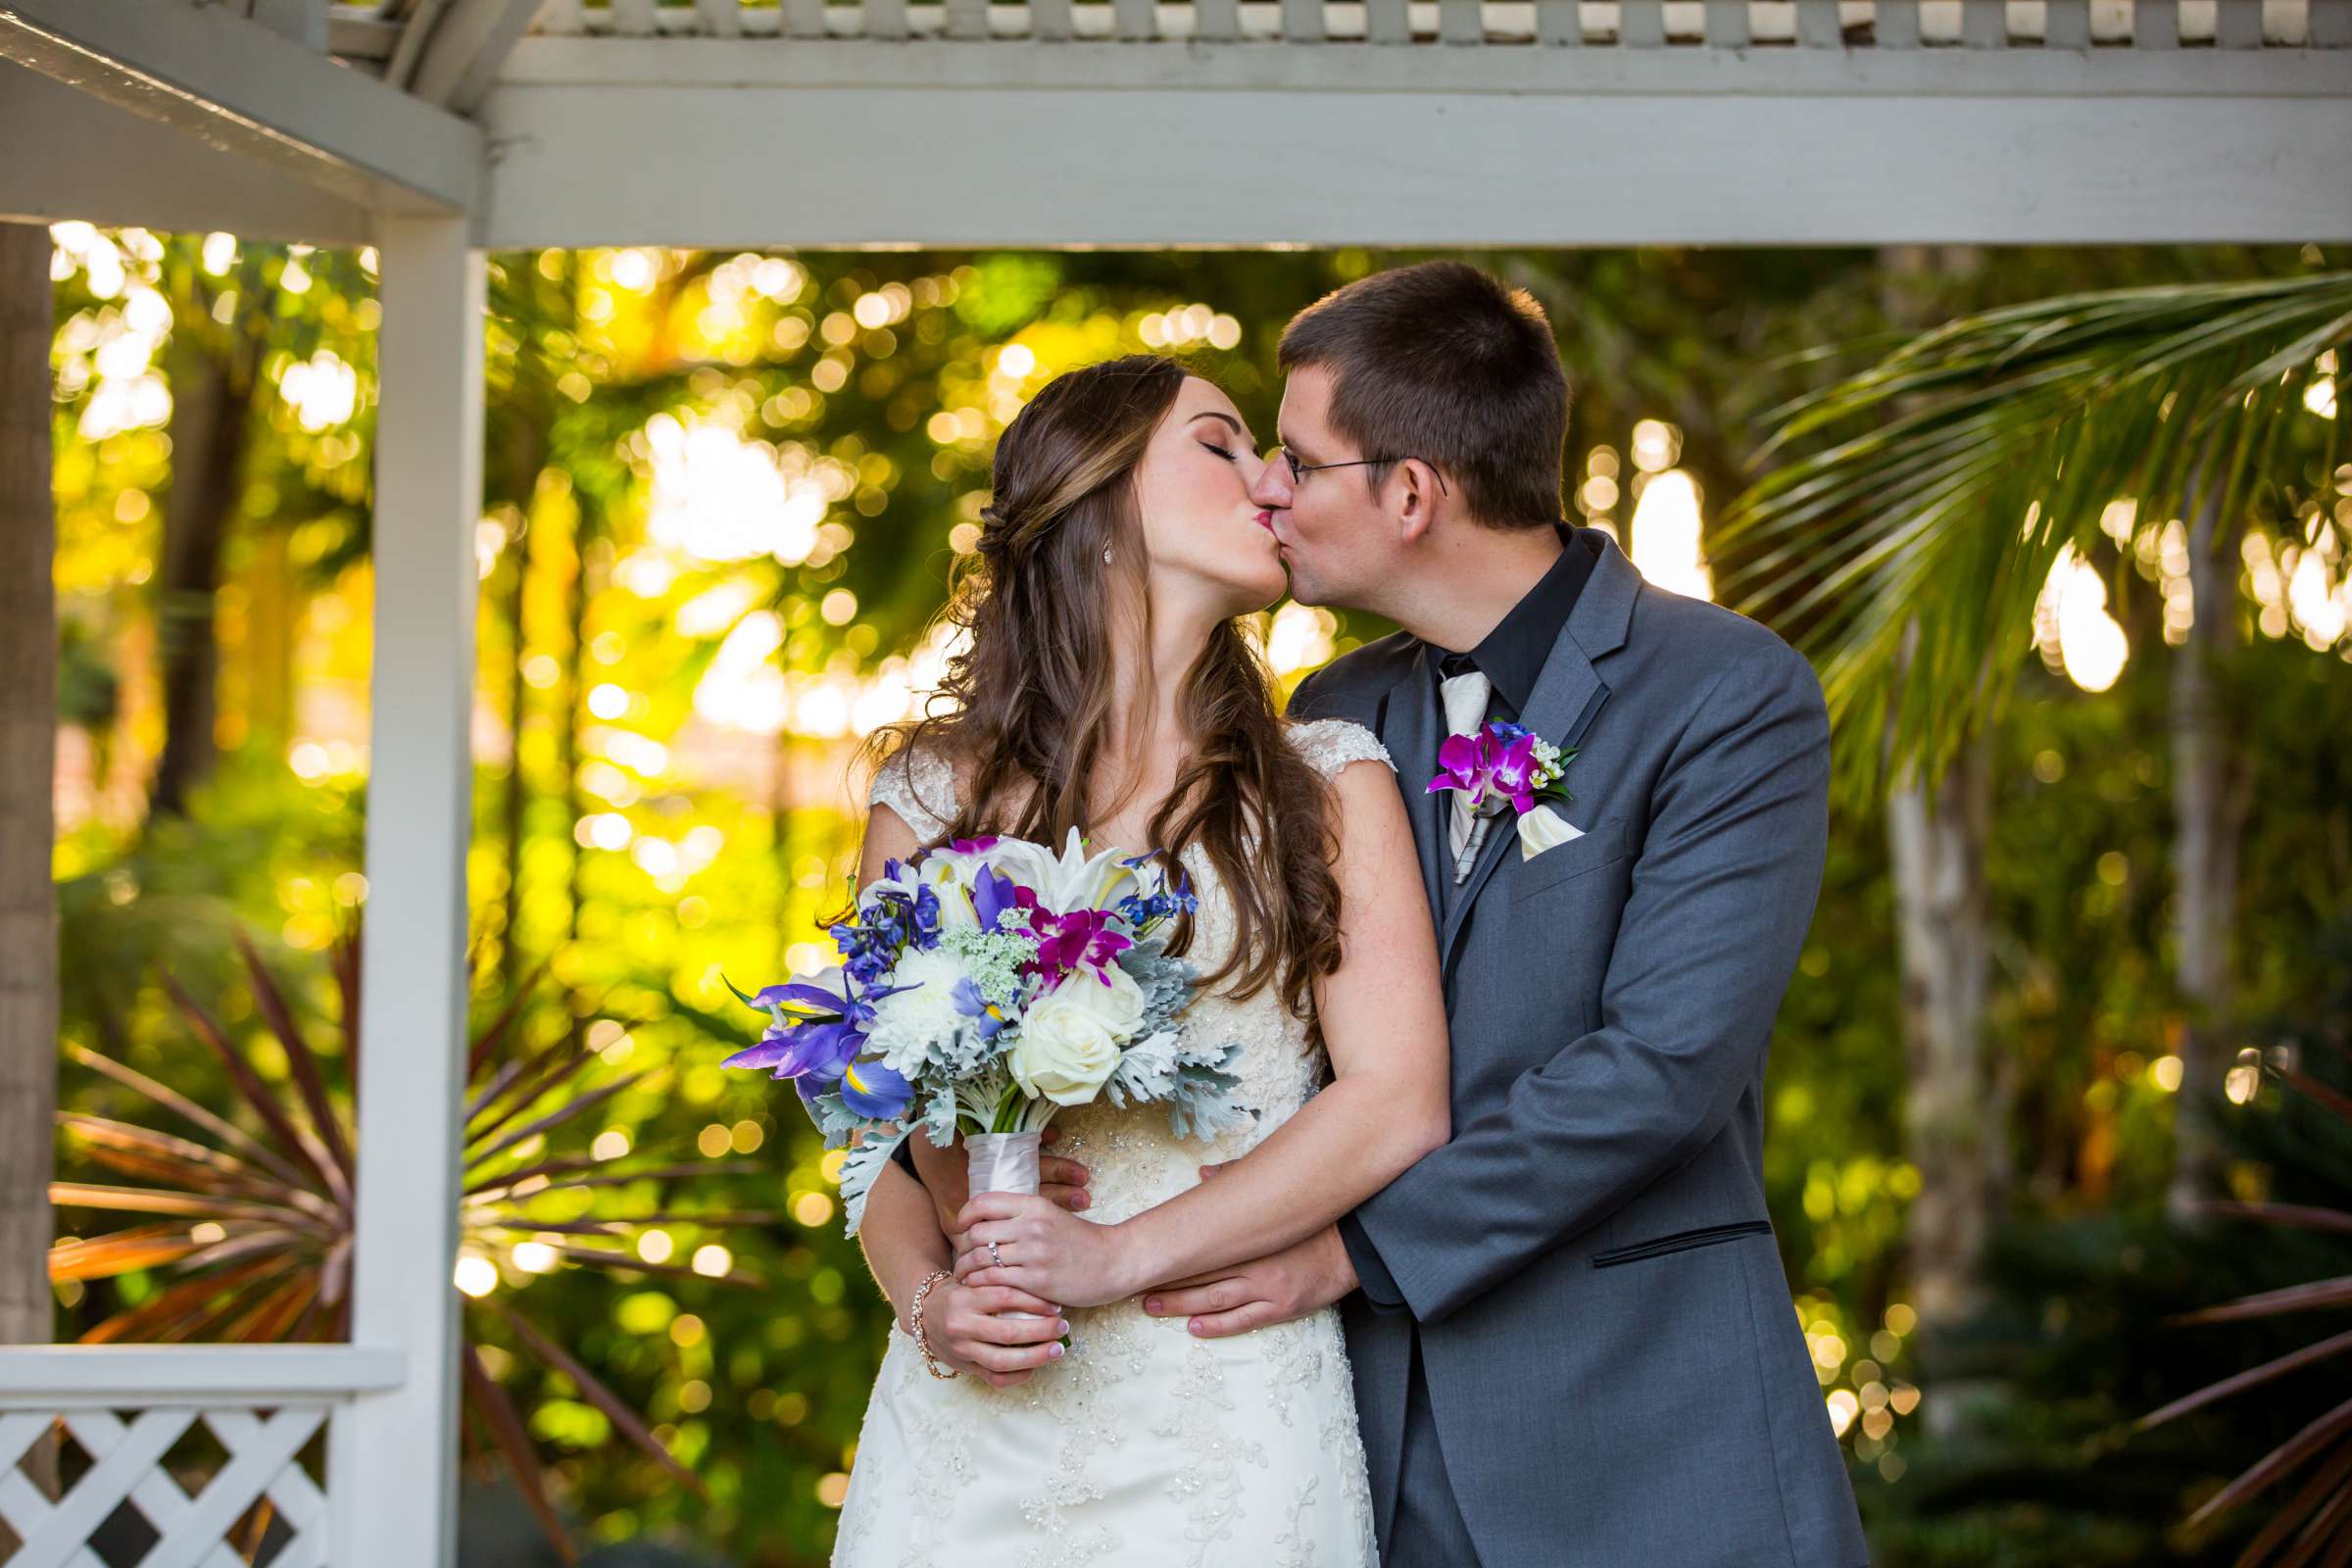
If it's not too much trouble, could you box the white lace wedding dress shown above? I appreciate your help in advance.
[829,718,1392,1568]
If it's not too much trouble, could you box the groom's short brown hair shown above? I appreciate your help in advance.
[1278,261,1569,530]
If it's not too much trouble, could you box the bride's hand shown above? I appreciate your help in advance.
[953,1192,1145,1309]
[912,1124,1094,1242]
[914,1280,1069,1388]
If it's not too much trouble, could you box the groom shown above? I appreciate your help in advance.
[1145,262,1870,1566]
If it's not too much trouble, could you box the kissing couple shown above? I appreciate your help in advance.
[824,261,1868,1567]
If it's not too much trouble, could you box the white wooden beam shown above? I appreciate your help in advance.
[250,0,333,51]
[326,215,483,1568]
[409,0,546,112]
[0,1345,405,1405]
[478,55,2352,247]
[0,0,481,219]
[499,32,2352,94]
[0,60,374,244]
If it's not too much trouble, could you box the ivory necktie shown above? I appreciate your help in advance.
[1439,665,1493,881]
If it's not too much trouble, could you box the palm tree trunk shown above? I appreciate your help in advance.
[0,220,63,1536]
[501,508,533,996]
[0,220,60,1346]
[2166,473,2247,1224]
[150,332,254,816]
[497,452,545,1001]
[244,526,297,749]
[562,505,591,1052]
[1877,244,2007,1384]
[1887,732,2001,1330]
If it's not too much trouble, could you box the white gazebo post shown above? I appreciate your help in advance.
[5,5,491,1562]
[326,214,485,1568]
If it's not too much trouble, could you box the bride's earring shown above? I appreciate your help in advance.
[1102,545,1113,565]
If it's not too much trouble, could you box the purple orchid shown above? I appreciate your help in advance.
[1027,906,1134,989]
[1428,719,1572,817]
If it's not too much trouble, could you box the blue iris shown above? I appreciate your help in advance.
[951,977,1005,1039]
[971,866,1018,934]
[839,1057,913,1119]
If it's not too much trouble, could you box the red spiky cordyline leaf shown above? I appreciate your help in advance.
[51,919,763,1560]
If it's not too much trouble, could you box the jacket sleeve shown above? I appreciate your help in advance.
[1286,665,1335,720]
[1344,641,1831,1325]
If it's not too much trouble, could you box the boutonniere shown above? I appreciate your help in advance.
[1428,721,1583,860]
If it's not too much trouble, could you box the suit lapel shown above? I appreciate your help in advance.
[1437,646,1605,966]
[1436,527,1642,972]
[1376,643,1446,924]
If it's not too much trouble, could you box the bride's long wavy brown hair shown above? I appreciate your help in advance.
[866,354,1345,1027]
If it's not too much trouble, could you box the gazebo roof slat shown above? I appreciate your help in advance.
[322,0,2351,54]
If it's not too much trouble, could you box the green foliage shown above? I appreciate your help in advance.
[41,233,2352,1565]
[1857,930,2352,1566]
[1716,265,2350,805]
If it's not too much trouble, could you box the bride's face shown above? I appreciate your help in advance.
[1130,376,1286,617]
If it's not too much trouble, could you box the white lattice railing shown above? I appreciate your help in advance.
[0,1346,403,1568]
[511,0,2352,47]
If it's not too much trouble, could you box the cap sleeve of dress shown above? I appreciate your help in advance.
[1286,717,1395,780]
[866,745,959,842]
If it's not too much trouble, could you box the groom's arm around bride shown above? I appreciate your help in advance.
[1150,259,1867,1566]
[1185,621,1871,1567]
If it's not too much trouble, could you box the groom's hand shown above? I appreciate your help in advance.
[1142,1172,1358,1339]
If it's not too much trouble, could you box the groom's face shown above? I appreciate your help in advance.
[1252,365,1396,613]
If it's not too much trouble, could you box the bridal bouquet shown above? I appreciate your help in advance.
[722,829,1249,1235]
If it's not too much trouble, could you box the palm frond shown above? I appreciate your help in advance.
[2237,1444,2352,1565]
[233,929,354,1195]
[2184,1395,2352,1533]
[2193,1201,2352,1237]
[464,1345,578,1566]
[2171,1277,2352,1325]
[2138,1329,2352,1430]
[487,1298,710,1501]
[1718,271,2352,803]
[2142,1064,2352,1561]
[52,917,766,1564]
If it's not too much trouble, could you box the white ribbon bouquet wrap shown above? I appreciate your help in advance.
[722,827,1254,1289]
[964,1131,1042,1200]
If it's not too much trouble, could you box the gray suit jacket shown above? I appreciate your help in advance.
[1291,526,1867,1567]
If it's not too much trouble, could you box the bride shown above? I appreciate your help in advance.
[829,353,1451,1566]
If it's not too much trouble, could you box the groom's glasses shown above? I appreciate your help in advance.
[1276,446,1449,496]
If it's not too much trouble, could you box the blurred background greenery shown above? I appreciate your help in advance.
[30,230,2352,1564]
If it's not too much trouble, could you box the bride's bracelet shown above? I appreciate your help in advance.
[909,1268,959,1380]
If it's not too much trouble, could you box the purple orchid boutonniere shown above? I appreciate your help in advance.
[1427,719,1578,819]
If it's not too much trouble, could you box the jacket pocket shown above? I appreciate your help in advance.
[1509,817,1628,902]
[1591,1219,1773,1269]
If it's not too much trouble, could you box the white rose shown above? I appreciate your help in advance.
[1008,967,1145,1105]
[1075,962,1148,1036]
